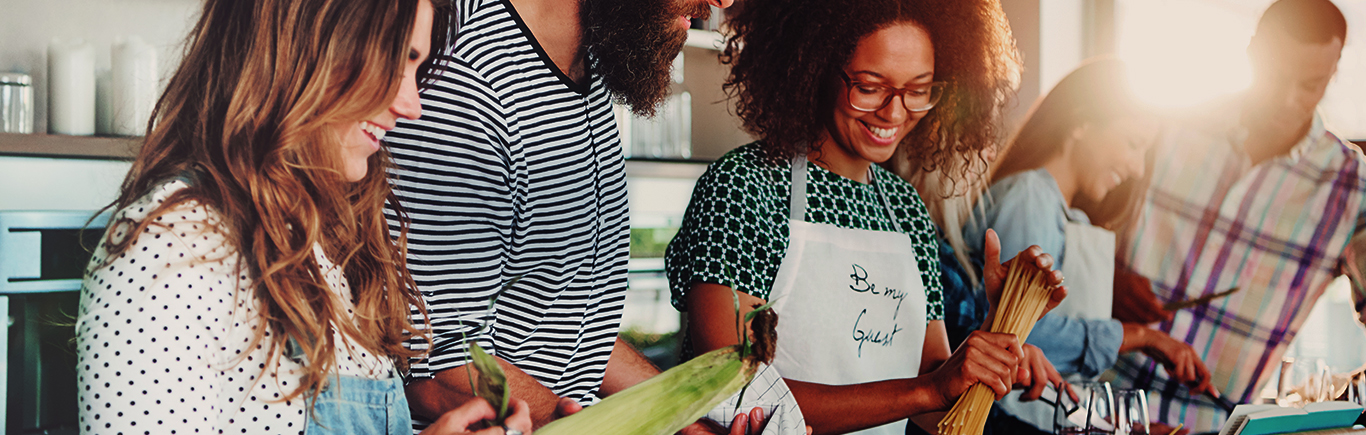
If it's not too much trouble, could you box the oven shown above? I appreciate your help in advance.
[0,210,109,435]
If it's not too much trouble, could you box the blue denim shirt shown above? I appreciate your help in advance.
[938,233,987,350]
[965,169,1123,377]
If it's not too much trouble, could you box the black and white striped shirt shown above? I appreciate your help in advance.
[385,0,629,409]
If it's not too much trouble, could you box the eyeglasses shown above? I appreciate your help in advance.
[839,71,946,113]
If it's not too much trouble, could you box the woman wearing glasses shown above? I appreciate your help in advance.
[665,0,1069,433]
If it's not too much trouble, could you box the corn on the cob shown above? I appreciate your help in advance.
[537,308,777,435]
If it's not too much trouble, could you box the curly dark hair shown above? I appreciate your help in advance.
[722,0,1021,182]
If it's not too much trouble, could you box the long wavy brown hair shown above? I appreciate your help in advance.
[990,57,1156,230]
[722,0,1021,187]
[97,0,452,402]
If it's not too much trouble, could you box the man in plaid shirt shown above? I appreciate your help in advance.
[1108,0,1366,431]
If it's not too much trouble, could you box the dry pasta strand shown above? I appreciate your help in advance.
[938,260,1058,435]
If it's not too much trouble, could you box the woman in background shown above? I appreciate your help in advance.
[75,0,532,433]
[893,147,1058,435]
[665,0,1069,433]
[965,57,1214,431]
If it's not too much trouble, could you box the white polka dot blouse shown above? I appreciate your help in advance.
[75,180,396,434]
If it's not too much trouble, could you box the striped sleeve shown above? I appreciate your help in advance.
[386,54,515,379]
[383,0,629,408]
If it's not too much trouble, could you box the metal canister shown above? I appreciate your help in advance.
[1,73,35,134]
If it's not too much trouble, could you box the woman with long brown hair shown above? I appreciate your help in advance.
[74,0,531,433]
[964,57,1215,431]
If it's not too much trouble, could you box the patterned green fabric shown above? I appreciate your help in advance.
[665,142,944,321]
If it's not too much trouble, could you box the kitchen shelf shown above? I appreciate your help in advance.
[0,135,722,181]
[0,133,140,160]
[624,158,710,179]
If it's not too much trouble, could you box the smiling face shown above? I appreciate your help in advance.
[335,0,433,182]
[819,22,935,172]
[1245,26,1342,137]
[1066,116,1159,204]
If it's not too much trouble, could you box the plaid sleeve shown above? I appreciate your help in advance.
[1344,230,1366,319]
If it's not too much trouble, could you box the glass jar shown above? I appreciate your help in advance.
[0,73,35,134]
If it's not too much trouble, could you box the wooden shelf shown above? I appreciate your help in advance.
[0,133,140,160]
[624,158,710,179]
[0,135,721,181]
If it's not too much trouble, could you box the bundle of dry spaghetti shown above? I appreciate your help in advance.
[938,259,1059,435]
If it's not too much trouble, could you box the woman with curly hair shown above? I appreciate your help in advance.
[665,0,1070,433]
[74,0,531,433]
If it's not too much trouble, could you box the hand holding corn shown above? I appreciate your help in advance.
[536,309,780,435]
[418,397,533,435]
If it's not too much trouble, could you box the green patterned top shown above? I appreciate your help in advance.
[665,142,944,321]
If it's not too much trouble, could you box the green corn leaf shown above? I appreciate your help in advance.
[743,299,778,323]
[469,343,511,420]
[537,347,759,435]
[460,274,524,425]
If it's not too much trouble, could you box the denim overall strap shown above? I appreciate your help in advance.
[293,338,412,434]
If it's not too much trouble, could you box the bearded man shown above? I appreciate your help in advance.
[382,0,762,433]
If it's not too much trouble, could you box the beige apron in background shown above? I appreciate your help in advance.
[995,211,1116,430]
[767,157,928,435]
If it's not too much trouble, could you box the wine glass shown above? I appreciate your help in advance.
[1277,357,1333,407]
[1055,381,1116,435]
[1114,389,1151,435]
[1348,372,1366,406]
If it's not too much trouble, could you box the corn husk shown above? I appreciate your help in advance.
[537,346,761,435]
[537,308,778,435]
[469,343,510,420]
[464,276,521,425]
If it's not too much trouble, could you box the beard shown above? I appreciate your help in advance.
[581,0,710,117]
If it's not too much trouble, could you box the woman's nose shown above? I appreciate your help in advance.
[391,75,422,120]
[1129,152,1146,179]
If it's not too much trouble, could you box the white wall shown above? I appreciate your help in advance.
[0,1,195,211]
[0,156,130,211]
[1002,0,1042,128]
[1040,0,1086,93]
[0,0,200,133]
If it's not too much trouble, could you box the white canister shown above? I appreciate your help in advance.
[96,69,114,135]
[48,39,97,136]
[110,36,158,136]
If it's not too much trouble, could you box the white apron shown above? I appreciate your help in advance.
[768,157,928,435]
[996,209,1117,430]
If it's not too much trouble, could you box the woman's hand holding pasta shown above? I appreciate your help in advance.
[921,330,1025,411]
[980,229,1068,324]
[940,229,1067,435]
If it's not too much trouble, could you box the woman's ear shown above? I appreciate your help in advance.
[1061,123,1090,155]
